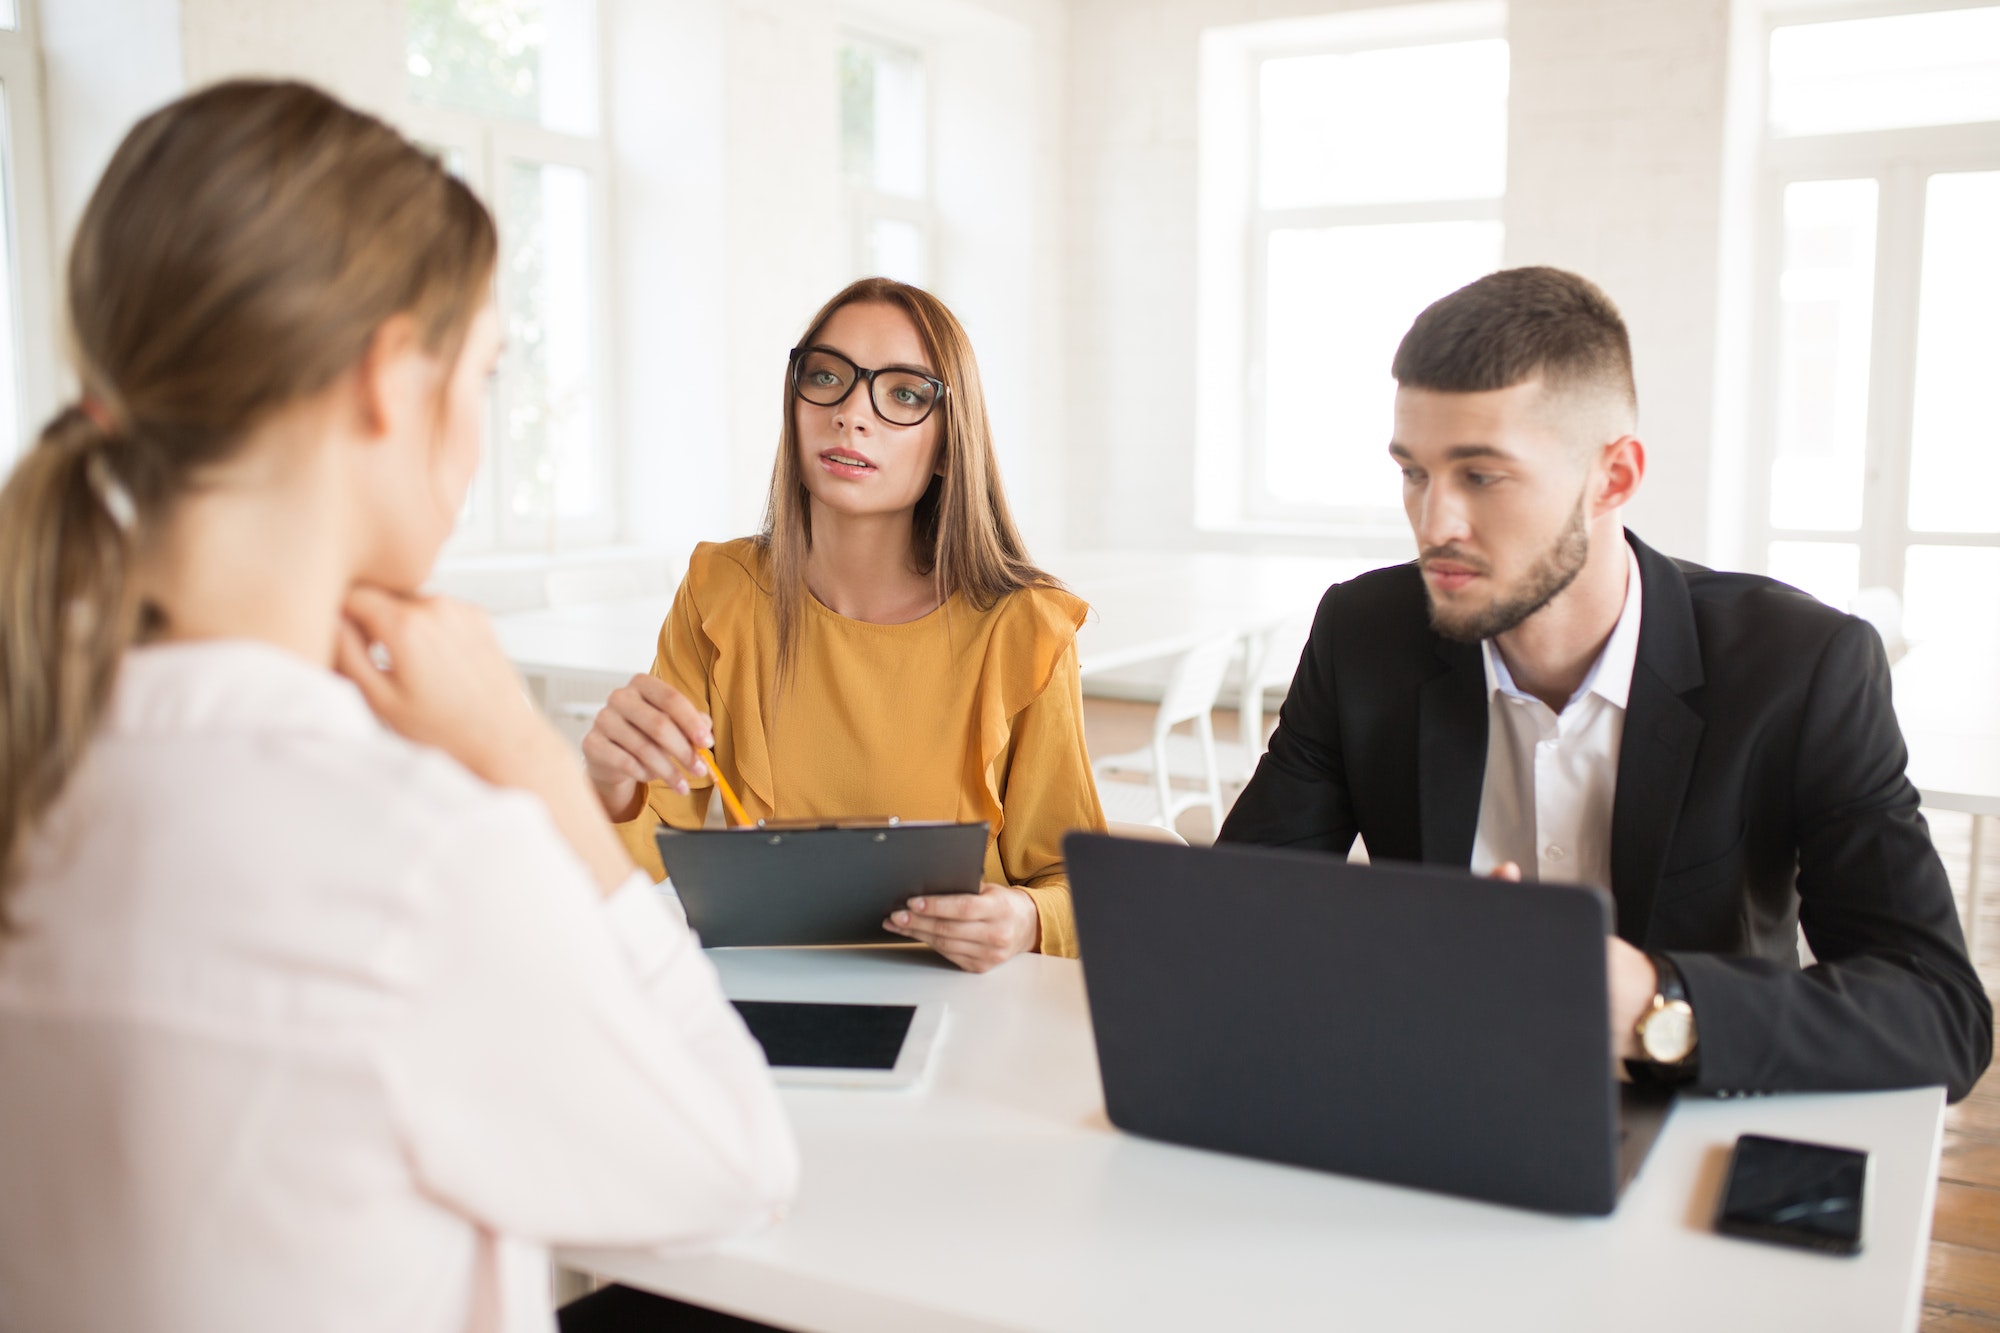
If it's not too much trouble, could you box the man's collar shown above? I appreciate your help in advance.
[1481,540,1645,712]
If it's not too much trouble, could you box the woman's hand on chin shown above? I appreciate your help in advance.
[884,882,1041,973]
[334,585,560,786]
[335,584,635,895]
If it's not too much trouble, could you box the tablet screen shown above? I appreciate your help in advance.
[731,1000,917,1070]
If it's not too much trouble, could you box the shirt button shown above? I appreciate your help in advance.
[1546,845,1566,862]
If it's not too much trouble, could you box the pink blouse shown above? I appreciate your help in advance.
[0,640,795,1332]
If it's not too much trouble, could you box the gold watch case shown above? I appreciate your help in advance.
[1636,995,1697,1065]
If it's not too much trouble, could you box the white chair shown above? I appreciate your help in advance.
[1103,819,1189,846]
[1230,613,1313,767]
[1091,633,1240,831]
[1094,614,1312,795]
[1915,789,1994,969]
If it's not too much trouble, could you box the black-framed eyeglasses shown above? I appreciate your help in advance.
[789,345,947,427]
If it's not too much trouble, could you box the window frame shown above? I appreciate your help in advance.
[0,0,61,462]
[1198,5,1508,537]
[839,26,938,287]
[400,36,619,556]
[1744,2,2000,603]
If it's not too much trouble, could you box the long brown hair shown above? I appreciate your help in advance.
[758,277,1055,682]
[0,80,497,920]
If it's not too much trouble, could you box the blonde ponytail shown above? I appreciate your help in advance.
[0,409,147,914]
[0,79,497,925]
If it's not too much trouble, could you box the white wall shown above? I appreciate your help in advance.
[39,0,184,261]
[1503,0,1733,563]
[605,0,736,556]
[719,0,849,538]
[181,0,404,113]
[1065,0,1744,566]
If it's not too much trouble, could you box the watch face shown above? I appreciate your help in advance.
[1641,1000,1696,1064]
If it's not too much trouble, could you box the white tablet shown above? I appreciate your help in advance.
[730,999,948,1089]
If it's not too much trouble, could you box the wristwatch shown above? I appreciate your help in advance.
[1633,953,1698,1069]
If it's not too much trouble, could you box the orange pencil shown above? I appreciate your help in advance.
[697,746,751,827]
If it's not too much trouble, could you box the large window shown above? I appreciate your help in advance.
[1749,4,2000,658]
[840,33,931,286]
[0,0,56,464]
[1198,4,1507,533]
[405,0,613,553]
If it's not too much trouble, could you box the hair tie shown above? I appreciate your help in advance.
[83,448,137,533]
[78,395,120,436]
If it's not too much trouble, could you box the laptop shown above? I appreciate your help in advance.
[1064,832,1672,1216]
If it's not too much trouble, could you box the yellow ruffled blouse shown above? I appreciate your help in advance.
[614,538,1106,958]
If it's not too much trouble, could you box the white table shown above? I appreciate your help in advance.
[563,947,1946,1333]
[491,551,1383,687]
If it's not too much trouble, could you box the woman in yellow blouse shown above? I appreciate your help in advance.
[581,277,1104,970]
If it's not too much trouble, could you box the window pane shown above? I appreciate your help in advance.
[1908,172,2000,534]
[407,0,599,136]
[841,37,925,200]
[1769,179,1876,533]
[0,2,17,30]
[501,161,599,539]
[1905,544,2000,652]
[1262,220,1502,510]
[1767,540,1859,611]
[868,217,926,285]
[0,84,17,461]
[1769,7,2000,137]
[416,140,471,179]
[1259,39,1508,209]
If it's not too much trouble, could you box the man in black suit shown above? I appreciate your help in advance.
[1219,266,1991,1100]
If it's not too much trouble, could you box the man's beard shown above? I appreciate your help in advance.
[1425,493,1591,644]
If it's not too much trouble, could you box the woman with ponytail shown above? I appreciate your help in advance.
[0,81,793,1331]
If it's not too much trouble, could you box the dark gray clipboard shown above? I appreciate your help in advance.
[657,819,990,947]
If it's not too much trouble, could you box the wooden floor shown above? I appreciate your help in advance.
[1078,699,2000,1329]
[1927,803,2000,1328]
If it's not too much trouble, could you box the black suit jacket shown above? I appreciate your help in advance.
[1219,531,1992,1101]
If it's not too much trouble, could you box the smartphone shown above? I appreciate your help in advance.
[1715,1133,1868,1255]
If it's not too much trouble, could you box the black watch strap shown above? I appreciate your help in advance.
[1649,952,1688,1006]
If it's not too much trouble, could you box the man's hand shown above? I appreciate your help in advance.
[1490,862,1658,1060]
[1607,935,1658,1061]
[885,883,1041,973]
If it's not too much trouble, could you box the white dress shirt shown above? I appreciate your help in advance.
[0,641,796,1333]
[1470,545,1644,891]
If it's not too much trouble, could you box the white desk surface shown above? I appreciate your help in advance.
[491,551,1384,683]
[563,946,1946,1333]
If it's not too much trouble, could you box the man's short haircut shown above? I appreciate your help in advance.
[1391,266,1637,415]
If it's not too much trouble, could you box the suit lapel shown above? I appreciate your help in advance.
[1419,638,1487,866]
[1608,535,1707,945]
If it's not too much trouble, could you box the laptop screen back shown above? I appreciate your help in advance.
[1067,833,1624,1215]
